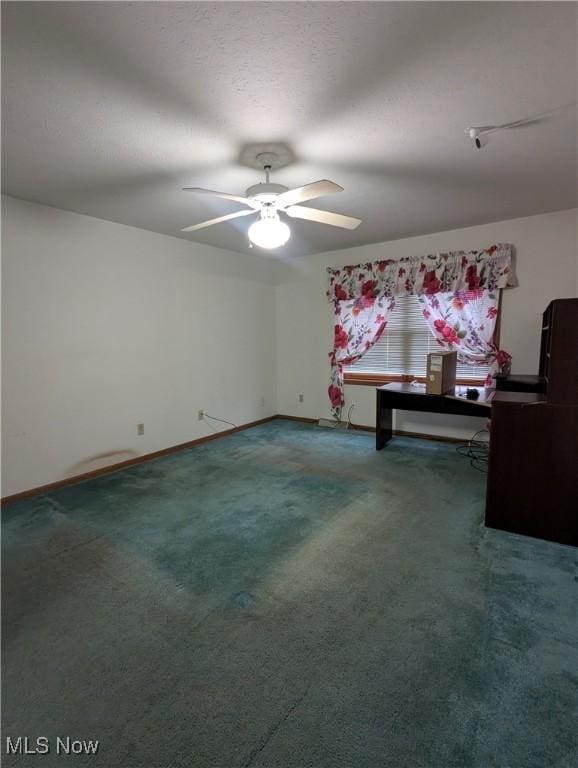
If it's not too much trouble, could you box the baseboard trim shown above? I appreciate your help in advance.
[280,415,465,443]
[356,424,465,444]
[275,414,318,424]
[2,414,466,504]
[1,415,277,504]
[393,429,465,444]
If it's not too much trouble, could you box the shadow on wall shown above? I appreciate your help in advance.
[65,450,139,478]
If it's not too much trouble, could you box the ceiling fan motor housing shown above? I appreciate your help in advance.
[246,182,289,203]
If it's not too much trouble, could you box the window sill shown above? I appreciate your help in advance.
[344,372,487,387]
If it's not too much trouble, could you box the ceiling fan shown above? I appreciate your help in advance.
[180,152,361,249]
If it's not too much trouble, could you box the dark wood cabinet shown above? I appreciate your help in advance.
[539,298,578,404]
[485,298,578,547]
[485,396,578,547]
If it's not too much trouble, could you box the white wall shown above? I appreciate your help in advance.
[1,196,278,496]
[276,209,578,436]
[3,199,577,495]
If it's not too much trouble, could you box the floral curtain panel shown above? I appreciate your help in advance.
[327,244,514,415]
[329,295,396,414]
[418,290,511,386]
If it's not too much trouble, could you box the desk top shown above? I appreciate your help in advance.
[377,382,492,404]
[377,382,544,406]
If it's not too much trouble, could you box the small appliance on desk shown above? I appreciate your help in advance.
[426,351,457,395]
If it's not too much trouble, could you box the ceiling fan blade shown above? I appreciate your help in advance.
[285,205,361,230]
[182,187,260,208]
[277,180,343,207]
[181,209,255,232]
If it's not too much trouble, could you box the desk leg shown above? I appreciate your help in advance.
[376,400,393,450]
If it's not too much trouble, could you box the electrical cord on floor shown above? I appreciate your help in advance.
[346,404,354,429]
[456,428,490,473]
[322,403,354,430]
[203,413,238,429]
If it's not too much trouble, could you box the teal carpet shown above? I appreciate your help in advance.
[2,420,577,767]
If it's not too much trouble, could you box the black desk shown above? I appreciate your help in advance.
[375,383,492,449]
[375,384,545,449]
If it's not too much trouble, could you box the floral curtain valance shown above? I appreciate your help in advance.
[327,244,515,304]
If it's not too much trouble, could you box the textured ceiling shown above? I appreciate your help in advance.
[2,1,577,257]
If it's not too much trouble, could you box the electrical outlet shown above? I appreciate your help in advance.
[298,394,304,403]
[260,397,265,407]
[137,423,144,436]
[197,409,204,421]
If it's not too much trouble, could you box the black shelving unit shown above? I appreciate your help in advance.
[539,298,578,404]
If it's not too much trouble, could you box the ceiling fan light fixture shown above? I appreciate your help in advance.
[248,214,291,249]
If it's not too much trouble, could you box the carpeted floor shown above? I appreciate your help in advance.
[2,419,577,767]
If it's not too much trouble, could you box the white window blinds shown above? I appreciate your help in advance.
[345,295,491,380]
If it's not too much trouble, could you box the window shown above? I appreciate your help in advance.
[345,293,496,383]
